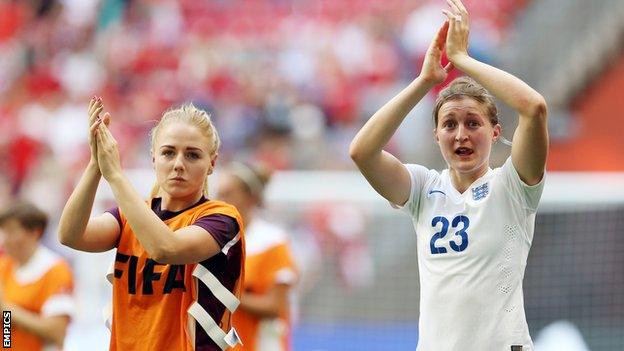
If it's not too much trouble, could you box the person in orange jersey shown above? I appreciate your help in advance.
[0,201,74,351]
[58,98,245,351]
[217,162,298,351]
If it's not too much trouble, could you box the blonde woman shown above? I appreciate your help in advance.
[59,98,245,351]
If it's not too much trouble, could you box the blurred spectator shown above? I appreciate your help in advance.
[1,0,528,208]
[0,201,74,350]
[217,162,298,351]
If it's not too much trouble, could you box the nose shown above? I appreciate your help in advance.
[455,125,469,142]
[173,153,185,171]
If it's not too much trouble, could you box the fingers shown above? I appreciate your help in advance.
[435,21,449,50]
[446,0,461,16]
[442,9,454,22]
[444,62,454,74]
[445,0,468,25]
[441,9,458,33]
[89,97,113,136]
[97,115,117,147]
[428,21,449,52]
[102,112,111,127]
[89,97,103,126]
[90,119,102,134]
[88,96,101,116]
[450,0,468,14]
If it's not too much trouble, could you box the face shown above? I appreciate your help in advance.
[0,219,38,259]
[152,122,216,202]
[216,173,255,218]
[434,97,500,178]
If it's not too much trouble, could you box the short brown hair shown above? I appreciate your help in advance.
[0,201,48,235]
[225,162,273,203]
[433,76,499,127]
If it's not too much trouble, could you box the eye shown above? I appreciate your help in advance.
[468,120,481,128]
[161,150,175,157]
[186,152,201,160]
[442,120,456,129]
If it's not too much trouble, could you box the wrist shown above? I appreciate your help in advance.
[448,53,471,69]
[105,172,127,188]
[87,160,101,175]
[414,75,439,90]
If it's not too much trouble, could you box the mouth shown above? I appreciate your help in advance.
[171,177,186,182]
[454,147,474,157]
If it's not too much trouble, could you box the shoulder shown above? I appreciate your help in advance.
[195,200,241,218]
[395,164,441,212]
[404,163,437,177]
[403,164,441,194]
[0,255,12,271]
[407,164,443,195]
[491,156,545,210]
[15,246,70,285]
[493,156,545,188]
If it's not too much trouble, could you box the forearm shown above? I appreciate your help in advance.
[350,76,435,161]
[7,303,67,346]
[107,174,176,260]
[452,55,547,117]
[58,162,101,247]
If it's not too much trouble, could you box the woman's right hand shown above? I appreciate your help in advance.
[87,97,110,169]
[419,21,454,86]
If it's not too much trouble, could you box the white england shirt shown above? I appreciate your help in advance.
[400,157,544,351]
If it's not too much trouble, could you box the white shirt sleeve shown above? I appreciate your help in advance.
[393,164,436,218]
[41,293,74,318]
[500,156,545,212]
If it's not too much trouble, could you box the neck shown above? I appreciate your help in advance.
[240,209,254,228]
[15,244,39,267]
[449,165,489,194]
[160,192,204,212]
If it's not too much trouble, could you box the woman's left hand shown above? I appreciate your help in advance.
[94,112,123,182]
[442,0,470,63]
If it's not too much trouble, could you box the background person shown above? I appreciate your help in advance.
[217,162,298,351]
[0,201,74,351]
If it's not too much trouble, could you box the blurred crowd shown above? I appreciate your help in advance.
[0,0,527,213]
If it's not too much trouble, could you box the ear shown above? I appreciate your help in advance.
[433,128,440,143]
[28,227,44,241]
[207,154,219,176]
[492,124,502,142]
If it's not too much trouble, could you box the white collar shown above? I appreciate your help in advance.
[14,245,60,285]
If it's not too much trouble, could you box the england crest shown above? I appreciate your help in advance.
[471,183,489,201]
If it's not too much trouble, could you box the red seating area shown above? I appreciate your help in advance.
[0,0,529,203]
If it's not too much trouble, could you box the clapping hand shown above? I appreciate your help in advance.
[88,96,110,172]
[442,0,470,63]
[420,21,454,86]
[89,97,121,181]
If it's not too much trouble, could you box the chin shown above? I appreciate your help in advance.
[161,186,191,198]
[450,158,485,173]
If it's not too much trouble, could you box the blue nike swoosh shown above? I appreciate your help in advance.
[428,190,446,196]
